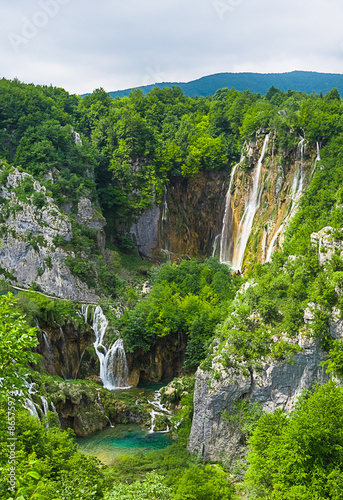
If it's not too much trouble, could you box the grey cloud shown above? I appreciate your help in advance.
[1,0,343,94]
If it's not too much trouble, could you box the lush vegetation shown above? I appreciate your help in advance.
[2,77,343,499]
[244,381,343,499]
[118,258,239,369]
[0,293,40,399]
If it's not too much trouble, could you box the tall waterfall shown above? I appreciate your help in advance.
[265,136,307,263]
[219,158,242,264]
[87,305,130,390]
[231,134,270,270]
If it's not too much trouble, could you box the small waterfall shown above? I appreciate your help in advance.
[265,224,284,263]
[219,158,242,264]
[212,234,221,257]
[148,390,172,434]
[25,380,37,395]
[23,399,40,419]
[232,134,270,270]
[105,339,130,389]
[81,304,89,323]
[290,136,305,201]
[22,380,40,419]
[310,141,321,179]
[162,185,168,222]
[91,306,130,390]
[41,331,56,374]
[51,402,61,427]
[40,396,49,415]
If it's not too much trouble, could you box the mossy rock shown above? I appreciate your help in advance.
[77,345,100,379]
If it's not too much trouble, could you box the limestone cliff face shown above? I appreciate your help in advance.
[37,321,95,380]
[188,225,343,462]
[188,338,329,462]
[225,132,319,269]
[129,171,228,261]
[128,133,320,267]
[0,167,99,301]
[126,334,187,386]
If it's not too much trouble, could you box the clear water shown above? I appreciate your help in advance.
[76,424,172,465]
[76,381,173,465]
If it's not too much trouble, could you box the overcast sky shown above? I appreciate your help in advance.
[1,0,343,95]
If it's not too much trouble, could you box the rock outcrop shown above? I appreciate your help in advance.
[126,333,187,386]
[188,339,329,462]
[37,321,95,380]
[0,167,98,301]
[42,379,150,437]
[311,226,343,265]
[129,204,160,259]
[128,171,229,262]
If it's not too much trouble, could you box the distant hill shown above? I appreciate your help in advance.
[87,71,343,99]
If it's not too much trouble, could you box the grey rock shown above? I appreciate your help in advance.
[311,226,343,266]
[0,169,98,302]
[75,197,106,231]
[129,204,160,258]
[188,339,329,462]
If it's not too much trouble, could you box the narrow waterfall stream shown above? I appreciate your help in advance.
[212,234,221,257]
[231,134,270,270]
[22,381,60,426]
[82,305,130,390]
[219,157,243,264]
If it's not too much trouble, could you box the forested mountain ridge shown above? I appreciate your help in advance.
[2,77,343,498]
[93,70,343,99]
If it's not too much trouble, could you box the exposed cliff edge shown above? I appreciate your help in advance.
[188,338,329,462]
[188,225,343,462]
[0,166,100,301]
[129,171,229,261]
[128,131,321,269]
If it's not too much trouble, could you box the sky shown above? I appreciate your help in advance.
[1,0,343,95]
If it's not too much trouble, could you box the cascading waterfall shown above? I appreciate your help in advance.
[23,381,40,419]
[40,395,49,415]
[23,399,40,419]
[219,157,243,264]
[90,305,130,390]
[148,390,172,434]
[265,136,308,263]
[231,134,270,270]
[105,339,130,389]
[51,402,61,427]
[290,135,305,201]
[310,141,321,179]
[81,304,89,323]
